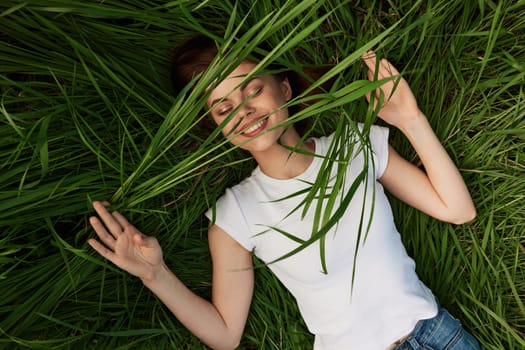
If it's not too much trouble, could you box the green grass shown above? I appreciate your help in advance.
[1,0,524,349]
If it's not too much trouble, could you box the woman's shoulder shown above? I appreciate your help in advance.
[216,171,261,205]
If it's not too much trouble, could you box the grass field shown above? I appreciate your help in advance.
[1,0,524,349]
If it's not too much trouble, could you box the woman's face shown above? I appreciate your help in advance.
[206,60,292,153]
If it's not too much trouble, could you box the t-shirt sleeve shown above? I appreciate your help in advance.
[368,125,390,179]
[204,188,255,252]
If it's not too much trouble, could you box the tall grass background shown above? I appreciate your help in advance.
[1,0,523,349]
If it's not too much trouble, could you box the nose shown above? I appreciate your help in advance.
[240,103,255,119]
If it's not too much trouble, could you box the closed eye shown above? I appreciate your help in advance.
[217,106,232,116]
[213,81,263,117]
[247,86,263,97]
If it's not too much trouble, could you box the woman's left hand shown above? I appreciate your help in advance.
[363,50,422,129]
[364,51,476,225]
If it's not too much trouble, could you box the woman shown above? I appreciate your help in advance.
[88,36,481,349]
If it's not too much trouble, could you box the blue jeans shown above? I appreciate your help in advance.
[394,304,482,350]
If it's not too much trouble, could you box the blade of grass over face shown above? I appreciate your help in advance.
[0,0,524,349]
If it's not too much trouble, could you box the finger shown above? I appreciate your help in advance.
[363,51,377,73]
[93,201,123,238]
[112,211,131,231]
[89,216,117,249]
[133,233,146,247]
[365,90,380,107]
[133,233,155,249]
[134,234,157,248]
[88,238,116,262]
[362,50,376,63]
[367,68,375,83]
[366,69,382,99]
[380,58,400,78]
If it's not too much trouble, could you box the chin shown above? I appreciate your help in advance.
[231,128,282,151]
[239,136,280,153]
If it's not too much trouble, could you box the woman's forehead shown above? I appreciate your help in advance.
[207,61,259,105]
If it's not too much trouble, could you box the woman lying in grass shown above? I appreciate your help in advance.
[88,35,482,350]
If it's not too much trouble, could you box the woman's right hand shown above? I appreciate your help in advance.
[89,201,254,349]
[88,201,164,282]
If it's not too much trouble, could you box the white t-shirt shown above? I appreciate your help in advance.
[205,125,437,349]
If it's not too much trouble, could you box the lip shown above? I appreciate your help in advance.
[240,116,268,137]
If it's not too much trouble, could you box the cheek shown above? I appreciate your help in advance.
[209,111,233,128]
[267,90,290,111]
[210,115,240,138]
[210,114,221,126]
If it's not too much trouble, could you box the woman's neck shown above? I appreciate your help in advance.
[250,128,315,179]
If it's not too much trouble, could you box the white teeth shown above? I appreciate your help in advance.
[243,120,264,134]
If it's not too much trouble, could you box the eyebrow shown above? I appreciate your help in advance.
[209,76,258,108]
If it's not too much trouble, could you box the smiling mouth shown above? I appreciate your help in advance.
[241,118,268,137]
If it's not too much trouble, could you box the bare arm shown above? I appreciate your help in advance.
[88,201,253,350]
[363,52,476,224]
